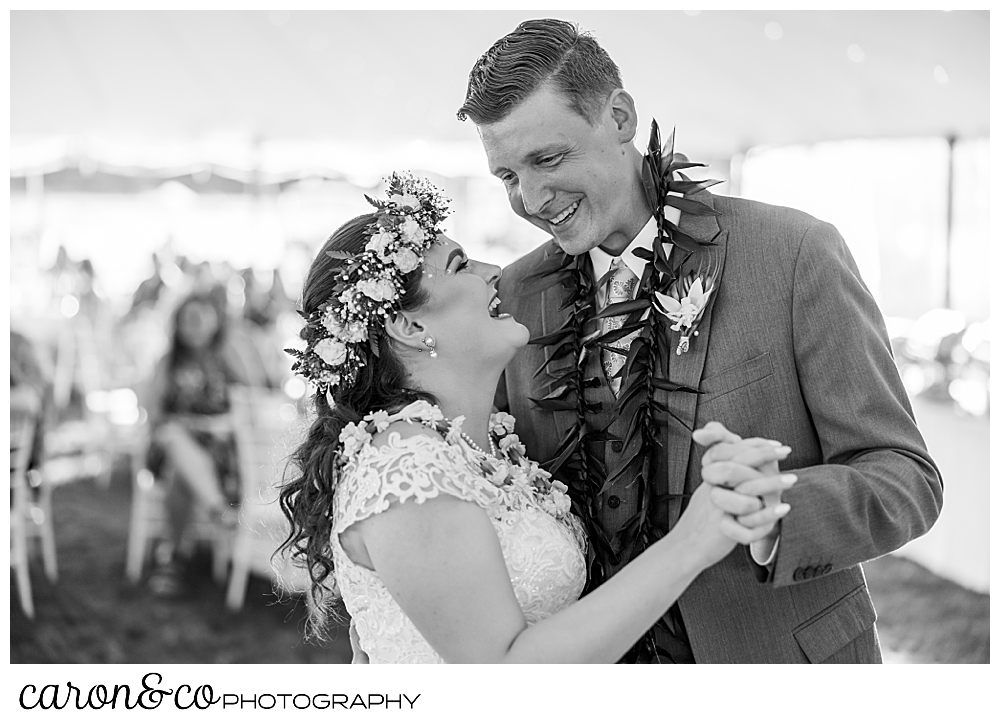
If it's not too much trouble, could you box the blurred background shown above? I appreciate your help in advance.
[9,10,989,664]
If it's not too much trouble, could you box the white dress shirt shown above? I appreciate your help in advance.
[588,207,677,308]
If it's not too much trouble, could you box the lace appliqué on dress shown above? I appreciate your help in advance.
[331,432,587,664]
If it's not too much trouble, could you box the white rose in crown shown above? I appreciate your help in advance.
[321,312,343,338]
[356,277,396,302]
[366,230,395,260]
[389,193,420,209]
[339,288,361,312]
[314,338,348,367]
[343,321,368,343]
[392,248,420,273]
[399,216,426,244]
[654,276,715,355]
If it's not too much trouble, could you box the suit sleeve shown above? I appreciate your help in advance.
[768,220,943,587]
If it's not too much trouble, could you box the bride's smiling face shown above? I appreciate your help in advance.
[414,235,529,365]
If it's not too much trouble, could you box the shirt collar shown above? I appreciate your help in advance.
[588,201,680,282]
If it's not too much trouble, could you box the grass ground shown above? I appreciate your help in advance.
[863,556,989,663]
[10,469,989,664]
[10,470,351,665]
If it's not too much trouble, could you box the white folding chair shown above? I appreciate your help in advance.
[225,386,309,610]
[10,389,58,618]
[124,424,233,585]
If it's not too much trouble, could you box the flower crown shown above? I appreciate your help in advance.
[287,172,451,402]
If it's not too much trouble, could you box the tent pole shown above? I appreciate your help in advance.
[944,135,955,309]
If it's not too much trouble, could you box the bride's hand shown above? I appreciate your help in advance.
[670,482,790,571]
[706,475,793,546]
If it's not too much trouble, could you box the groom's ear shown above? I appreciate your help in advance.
[607,88,638,145]
[384,310,426,352]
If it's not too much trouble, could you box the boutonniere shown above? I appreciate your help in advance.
[654,268,717,355]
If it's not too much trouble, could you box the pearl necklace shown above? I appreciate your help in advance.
[460,431,498,458]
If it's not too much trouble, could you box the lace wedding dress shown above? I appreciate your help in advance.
[330,403,588,664]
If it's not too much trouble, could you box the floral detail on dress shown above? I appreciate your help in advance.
[330,406,587,664]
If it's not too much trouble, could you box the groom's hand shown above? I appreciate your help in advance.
[694,421,791,505]
[693,421,788,478]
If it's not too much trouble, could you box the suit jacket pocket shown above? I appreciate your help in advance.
[792,585,877,663]
[699,352,773,403]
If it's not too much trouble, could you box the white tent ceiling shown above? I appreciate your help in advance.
[10,9,989,178]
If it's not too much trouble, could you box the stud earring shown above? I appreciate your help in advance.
[422,335,438,358]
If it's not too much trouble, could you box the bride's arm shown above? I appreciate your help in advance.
[355,447,788,664]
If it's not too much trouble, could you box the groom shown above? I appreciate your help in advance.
[459,18,942,663]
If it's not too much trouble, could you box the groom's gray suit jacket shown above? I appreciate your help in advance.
[495,189,943,663]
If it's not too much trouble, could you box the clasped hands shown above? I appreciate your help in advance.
[692,421,796,562]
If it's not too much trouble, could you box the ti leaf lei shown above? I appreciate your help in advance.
[516,122,723,660]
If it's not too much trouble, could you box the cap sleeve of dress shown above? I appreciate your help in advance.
[333,431,498,535]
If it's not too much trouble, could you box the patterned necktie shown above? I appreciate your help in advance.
[601,259,640,396]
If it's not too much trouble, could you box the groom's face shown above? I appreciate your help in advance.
[479,85,641,256]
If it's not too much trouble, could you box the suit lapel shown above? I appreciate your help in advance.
[538,241,585,438]
[664,190,729,497]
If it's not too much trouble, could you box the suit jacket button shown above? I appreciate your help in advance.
[803,566,815,579]
[610,440,624,453]
[793,567,804,581]
[609,553,622,565]
[821,563,833,575]
[608,495,621,509]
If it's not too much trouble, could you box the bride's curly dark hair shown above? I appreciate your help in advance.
[277,213,436,639]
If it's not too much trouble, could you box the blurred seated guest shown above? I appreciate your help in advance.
[244,267,294,325]
[251,270,295,389]
[190,260,220,296]
[118,254,190,387]
[10,329,53,477]
[142,292,250,595]
[75,259,106,321]
[225,268,292,390]
[76,257,118,390]
[128,252,167,316]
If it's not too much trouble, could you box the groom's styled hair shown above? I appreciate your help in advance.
[457,18,622,126]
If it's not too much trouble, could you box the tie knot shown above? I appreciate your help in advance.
[608,259,638,302]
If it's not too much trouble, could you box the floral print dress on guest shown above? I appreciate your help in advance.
[147,354,242,504]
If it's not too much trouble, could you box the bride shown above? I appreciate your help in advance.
[278,173,791,664]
